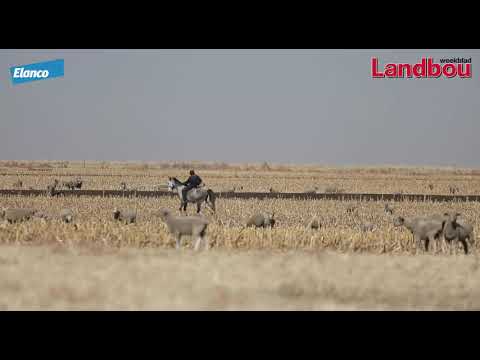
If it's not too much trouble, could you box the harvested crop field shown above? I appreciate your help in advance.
[1,162,479,310]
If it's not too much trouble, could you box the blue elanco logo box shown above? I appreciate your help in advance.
[9,59,64,85]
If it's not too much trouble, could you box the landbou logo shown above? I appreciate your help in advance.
[9,59,64,85]
[371,57,472,79]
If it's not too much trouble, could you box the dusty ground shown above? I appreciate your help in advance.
[1,245,479,310]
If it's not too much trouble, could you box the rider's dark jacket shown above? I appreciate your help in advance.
[184,175,202,188]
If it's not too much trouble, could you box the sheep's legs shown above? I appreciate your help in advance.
[415,235,423,255]
[450,240,456,256]
[460,239,469,255]
[194,236,202,251]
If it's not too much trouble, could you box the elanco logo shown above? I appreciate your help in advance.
[371,57,472,79]
[9,59,64,85]
[13,68,50,79]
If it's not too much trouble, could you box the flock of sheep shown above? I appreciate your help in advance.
[2,178,475,254]
[2,201,474,255]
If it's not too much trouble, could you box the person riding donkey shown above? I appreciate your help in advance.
[181,170,203,206]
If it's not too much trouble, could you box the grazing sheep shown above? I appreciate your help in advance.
[1,208,37,224]
[269,187,278,193]
[449,185,460,194]
[361,222,375,232]
[306,217,321,230]
[322,185,343,194]
[120,182,127,191]
[62,181,75,190]
[63,179,82,190]
[60,209,74,223]
[33,211,50,220]
[428,183,434,191]
[346,205,357,214]
[304,186,318,194]
[73,178,83,189]
[12,180,23,188]
[384,203,394,215]
[159,208,209,251]
[393,215,445,253]
[113,208,137,224]
[224,187,236,193]
[246,212,276,228]
[46,179,60,197]
[442,212,474,255]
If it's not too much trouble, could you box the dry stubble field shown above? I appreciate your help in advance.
[1,161,480,310]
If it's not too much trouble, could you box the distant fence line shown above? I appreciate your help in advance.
[1,189,480,202]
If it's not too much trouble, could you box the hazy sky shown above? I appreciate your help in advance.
[1,49,479,167]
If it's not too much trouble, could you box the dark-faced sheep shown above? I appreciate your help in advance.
[306,217,321,230]
[384,203,394,215]
[113,208,137,224]
[442,212,474,255]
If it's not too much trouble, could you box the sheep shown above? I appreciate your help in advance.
[62,181,75,190]
[120,182,127,191]
[346,205,357,214]
[1,208,37,224]
[113,208,137,224]
[46,179,60,197]
[442,212,475,255]
[393,215,446,254]
[158,208,209,251]
[428,183,434,191]
[12,180,23,188]
[304,186,318,194]
[384,203,394,215]
[246,212,276,228]
[60,209,74,223]
[361,222,375,232]
[224,187,236,193]
[322,186,333,193]
[306,216,321,230]
[63,179,82,190]
[449,185,460,194]
[33,211,50,220]
[73,178,83,189]
[269,187,278,193]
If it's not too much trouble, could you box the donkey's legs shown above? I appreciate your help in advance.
[197,202,201,214]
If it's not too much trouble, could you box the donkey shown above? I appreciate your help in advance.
[167,177,216,214]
